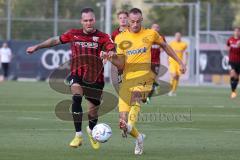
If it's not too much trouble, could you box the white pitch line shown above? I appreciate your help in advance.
[17,117,41,120]
[212,105,225,108]
[194,114,240,118]
[22,127,201,132]
[24,128,73,131]
[0,111,54,113]
[143,128,201,131]
[224,130,240,134]
[0,103,54,107]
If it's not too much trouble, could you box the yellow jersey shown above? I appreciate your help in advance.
[169,40,188,63]
[115,28,164,80]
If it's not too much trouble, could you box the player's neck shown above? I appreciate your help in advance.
[83,29,96,35]
[119,26,127,31]
[129,27,142,34]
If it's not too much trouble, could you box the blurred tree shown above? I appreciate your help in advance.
[230,0,240,27]
[147,0,237,35]
[0,0,7,39]
[147,0,188,35]
[9,0,104,40]
[201,0,235,30]
[112,3,133,31]
[0,0,6,17]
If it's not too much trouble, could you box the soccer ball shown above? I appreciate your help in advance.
[92,123,112,143]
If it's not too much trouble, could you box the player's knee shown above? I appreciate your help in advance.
[230,70,238,78]
[173,74,179,79]
[88,112,98,120]
[131,91,141,103]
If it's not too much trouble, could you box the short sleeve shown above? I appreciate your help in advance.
[102,34,115,52]
[153,31,164,45]
[60,30,73,44]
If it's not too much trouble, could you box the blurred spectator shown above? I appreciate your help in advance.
[0,42,12,81]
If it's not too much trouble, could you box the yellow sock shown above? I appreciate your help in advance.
[128,105,140,138]
[129,126,139,138]
[172,79,179,92]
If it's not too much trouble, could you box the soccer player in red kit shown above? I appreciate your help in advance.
[26,8,115,149]
[227,27,240,99]
[111,11,128,84]
[146,23,166,103]
[111,11,128,41]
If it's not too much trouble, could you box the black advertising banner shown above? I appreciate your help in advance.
[0,41,70,79]
[199,50,230,74]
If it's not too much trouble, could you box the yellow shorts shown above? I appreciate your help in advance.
[169,62,181,75]
[118,77,154,112]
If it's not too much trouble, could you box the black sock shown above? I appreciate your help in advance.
[88,114,98,130]
[72,94,83,132]
[230,77,239,92]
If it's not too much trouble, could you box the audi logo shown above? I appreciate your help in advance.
[41,49,71,70]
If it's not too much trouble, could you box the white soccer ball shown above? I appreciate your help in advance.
[92,123,112,143]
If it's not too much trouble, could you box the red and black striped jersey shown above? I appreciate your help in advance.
[60,29,115,83]
[111,27,121,42]
[151,35,166,64]
[227,36,240,63]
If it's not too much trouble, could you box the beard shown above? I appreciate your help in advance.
[84,27,95,34]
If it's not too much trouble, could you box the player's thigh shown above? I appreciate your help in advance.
[230,69,238,77]
[69,75,84,95]
[130,78,153,104]
[119,112,128,122]
[118,83,132,112]
[229,63,240,78]
[170,64,181,77]
[169,63,177,74]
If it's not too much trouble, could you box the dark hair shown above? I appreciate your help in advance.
[117,11,128,17]
[129,8,142,15]
[81,7,94,15]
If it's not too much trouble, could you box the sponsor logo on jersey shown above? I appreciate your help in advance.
[93,36,99,42]
[127,47,147,55]
[74,42,98,49]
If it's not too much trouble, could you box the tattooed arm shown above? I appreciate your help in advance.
[26,36,61,54]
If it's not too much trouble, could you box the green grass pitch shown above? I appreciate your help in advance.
[0,81,240,160]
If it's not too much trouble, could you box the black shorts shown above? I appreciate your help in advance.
[69,75,104,105]
[229,62,240,74]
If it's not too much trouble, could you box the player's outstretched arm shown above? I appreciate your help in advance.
[160,42,186,74]
[101,51,125,70]
[26,36,61,54]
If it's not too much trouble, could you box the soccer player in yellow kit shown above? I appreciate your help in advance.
[168,32,188,96]
[102,8,186,155]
